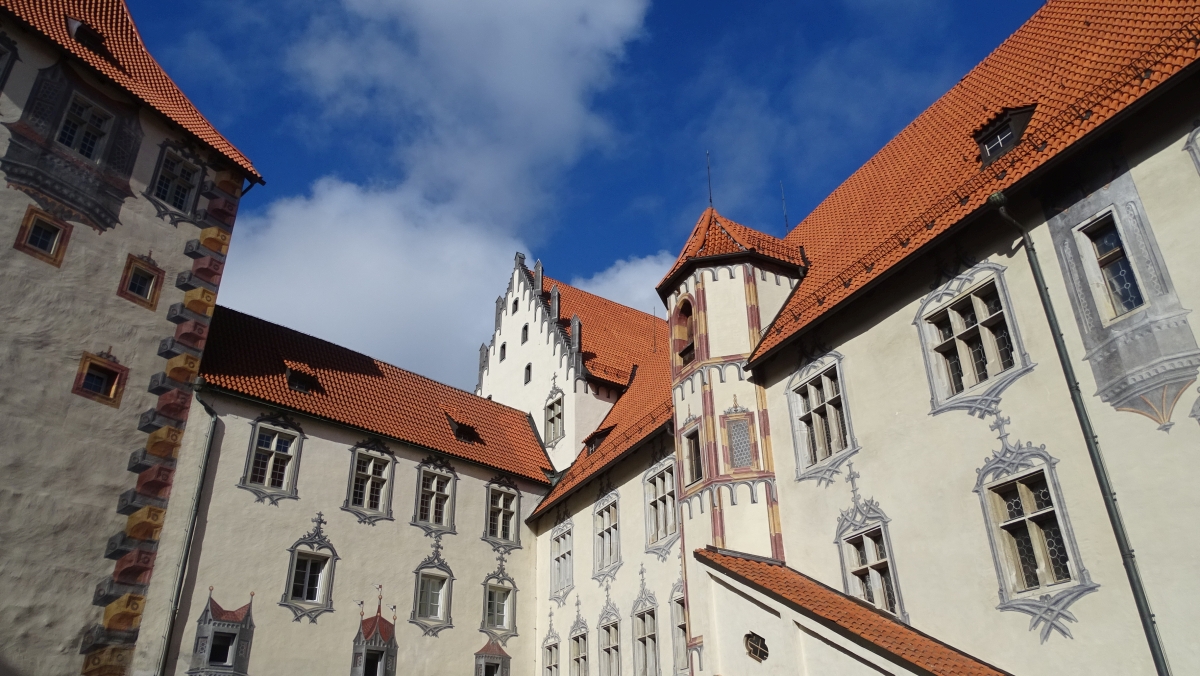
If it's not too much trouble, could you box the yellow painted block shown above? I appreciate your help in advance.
[199,226,230,255]
[183,287,216,316]
[81,645,132,676]
[126,506,166,540]
[165,354,200,384]
[103,594,144,631]
[213,170,244,198]
[145,426,183,457]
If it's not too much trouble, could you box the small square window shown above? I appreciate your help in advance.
[116,254,165,311]
[72,352,128,408]
[209,632,236,666]
[13,207,72,267]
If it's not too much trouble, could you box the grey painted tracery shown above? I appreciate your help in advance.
[278,513,338,623]
[786,351,862,486]
[833,464,909,624]
[409,536,455,637]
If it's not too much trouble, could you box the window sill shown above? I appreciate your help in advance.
[549,583,574,608]
[409,614,454,637]
[342,504,393,526]
[411,519,456,537]
[796,445,859,487]
[481,534,521,554]
[931,362,1035,419]
[237,482,298,506]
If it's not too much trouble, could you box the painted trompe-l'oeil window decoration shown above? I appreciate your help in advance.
[409,538,455,637]
[549,517,574,606]
[411,456,458,537]
[593,486,622,585]
[279,512,339,623]
[480,556,518,645]
[834,463,908,623]
[341,439,395,525]
[482,476,522,553]
[351,587,398,676]
[786,352,860,486]
[238,414,305,505]
[186,590,254,676]
[643,454,679,562]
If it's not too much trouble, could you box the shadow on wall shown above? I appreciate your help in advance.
[0,655,26,676]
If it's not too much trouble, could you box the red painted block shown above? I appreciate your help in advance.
[113,548,156,584]
[156,389,191,421]
[192,256,224,285]
[174,321,208,350]
[136,466,174,498]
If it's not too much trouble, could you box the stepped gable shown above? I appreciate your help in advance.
[657,207,805,296]
[750,0,1200,366]
[1,0,260,180]
[695,547,1013,676]
[541,273,666,386]
[530,340,671,519]
[201,306,552,484]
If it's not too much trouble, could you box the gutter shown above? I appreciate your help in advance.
[155,387,220,676]
[990,192,1172,676]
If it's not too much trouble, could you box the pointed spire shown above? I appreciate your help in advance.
[534,259,544,294]
[550,285,560,320]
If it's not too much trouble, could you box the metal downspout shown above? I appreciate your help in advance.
[988,191,1171,676]
[155,388,220,676]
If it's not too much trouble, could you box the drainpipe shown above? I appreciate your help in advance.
[988,192,1171,676]
[156,386,220,676]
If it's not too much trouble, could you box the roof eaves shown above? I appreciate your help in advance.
[656,250,804,301]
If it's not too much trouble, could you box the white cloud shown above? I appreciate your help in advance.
[570,251,676,318]
[220,0,649,388]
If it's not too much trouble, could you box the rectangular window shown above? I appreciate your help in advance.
[672,597,687,672]
[552,528,573,592]
[571,634,588,676]
[153,152,199,211]
[116,253,165,311]
[72,352,128,408]
[57,96,110,160]
[350,451,388,511]
[488,488,517,541]
[646,466,676,545]
[844,529,898,615]
[795,366,848,466]
[926,281,1017,396]
[249,429,296,489]
[546,397,565,442]
[27,220,60,254]
[364,651,383,676]
[209,632,236,666]
[684,432,703,485]
[595,503,620,571]
[989,471,1072,592]
[14,206,73,267]
[417,573,446,619]
[1084,215,1145,317]
[486,586,510,629]
[599,622,620,676]
[290,553,327,603]
[727,418,754,469]
[634,609,658,676]
[417,470,452,525]
[545,643,561,676]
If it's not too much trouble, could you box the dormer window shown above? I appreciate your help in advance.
[286,369,319,394]
[447,415,483,444]
[65,18,107,54]
[974,105,1035,167]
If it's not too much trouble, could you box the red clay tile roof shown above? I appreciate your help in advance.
[1,0,260,180]
[657,207,805,295]
[695,547,1013,676]
[474,639,510,658]
[360,612,395,643]
[749,1,1200,366]
[201,306,552,484]
[208,597,251,623]
[541,273,666,387]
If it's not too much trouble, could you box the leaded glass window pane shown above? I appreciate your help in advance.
[728,419,753,468]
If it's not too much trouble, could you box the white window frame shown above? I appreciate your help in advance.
[341,441,395,525]
[593,490,622,584]
[598,621,620,676]
[551,521,575,601]
[409,542,455,636]
[546,396,566,444]
[1071,209,1148,324]
[485,585,512,629]
[482,479,522,552]
[279,513,338,623]
[643,456,679,561]
[239,417,305,505]
[914,262,1033,418]
[411,457,458,537]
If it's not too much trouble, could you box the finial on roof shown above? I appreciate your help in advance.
[376,584,383,617]
[356,600,365,619]
[706,150,713,207]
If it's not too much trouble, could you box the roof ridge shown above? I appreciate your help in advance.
[542,274,665,323]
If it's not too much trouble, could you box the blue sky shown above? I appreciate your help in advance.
[127,0,1044,388]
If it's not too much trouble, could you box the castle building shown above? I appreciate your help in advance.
[1,1,1199,676]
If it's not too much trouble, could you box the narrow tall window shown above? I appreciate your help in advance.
[794,366,848,466]
[926,281,1017,396]
[289,553,327,603]
[488,488,517,541]
[727,418,754,469]
[522,324,530,344]
[525,364,533,384]
[676,302,695,366]
[1084,215,1144,317]
[513,299,519,314]
[571,633,588,676]
[634,609,659,676]
[599,622,620,676]
[684,432,703,485]
[153,152,199,211]
[844,529,899,615]
[249,429,296,489]
[349,450,389,512]
[417,573,446,619]
[486,587,510,629]
[418,470,451,525]
[595,502,620,571]
[500,343,507,361]
[57,96,110,160]
[552,527,573,593]
[546,397,565,443]
[988,471,1073,591]
[545,642,561,676]
[671,596,687,672]
[645,464,676,545]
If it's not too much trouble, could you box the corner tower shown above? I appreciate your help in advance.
[656,208,806,560]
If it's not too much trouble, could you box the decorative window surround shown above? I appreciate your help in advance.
[411,456,458,537]
[142,142,209,225]
[592,487,622,586]
[974,416,1097,642]
[631,566,660,676]
[598,587,621,676]
[409,538,455,636]
[834,464,908,623]
[341,439,395,526]
[681,421,704,488]
[13,205,72,267]
[238,413,304,506]
[545,386,566,447]
[1046,171,1200,430]
[186,591,254,676]
[72,350,129,408]
[543,611,562,676]
[914,262,1034,418]
[643,456,679,562]
[117,252,165,311]
[279,513,338,623]
[720,399,759,473]
[670,582,687,676]
[480,556,519,645]
[482,476,522,554]
[787,352,860,486]
[569,597,589,676]
[549,517,575,607]
[0,32,19,93]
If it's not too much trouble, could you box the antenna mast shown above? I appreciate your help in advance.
[780,181,789,232]
[706,151,713,207]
